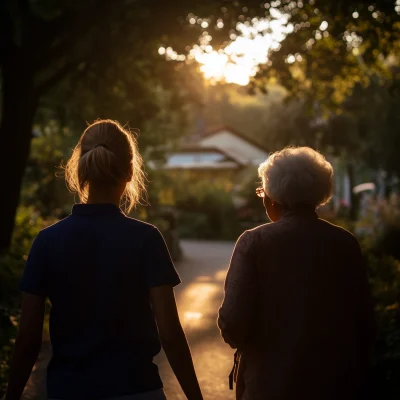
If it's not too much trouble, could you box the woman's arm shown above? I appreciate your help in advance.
[150,286,203,400]
[5,293,45,400]
[218,230,257,349]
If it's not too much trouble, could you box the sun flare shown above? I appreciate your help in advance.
[159,9,293,86]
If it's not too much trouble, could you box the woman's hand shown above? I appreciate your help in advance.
[5,293,45,400]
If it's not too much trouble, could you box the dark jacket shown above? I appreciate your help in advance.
[218,210,376,400]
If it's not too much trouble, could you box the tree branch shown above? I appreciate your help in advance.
[34,0,119,71]
[35,61,75,96]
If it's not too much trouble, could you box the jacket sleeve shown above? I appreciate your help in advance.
[218,230,258,349]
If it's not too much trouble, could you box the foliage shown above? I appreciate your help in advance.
[198,77,400,182]
[317,193,400,397]
[1,0,399,250]
[134,167,243,241]
[171,174,242,240]
[366,251,400,399]
[350,193,400,397]
[21,119,77,217]
[323,77,400,176]
[184,1,400,194]
[198,83,323,151]
[255,0,400,178]
[355,193,400,248]
[0,0,215,251]
[178,198,241,240]
[250,0,400,106]
[0,207,50,395]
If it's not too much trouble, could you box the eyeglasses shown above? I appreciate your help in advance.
[256,186,266,198]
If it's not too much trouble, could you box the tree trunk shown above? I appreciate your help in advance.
[0,56,38,253]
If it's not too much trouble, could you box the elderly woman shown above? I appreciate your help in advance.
[218,147,376,400]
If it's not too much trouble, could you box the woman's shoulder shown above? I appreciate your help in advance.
[38,214,160,242]
[122,216,164,240]
[123,215,158,231]
[243,221,284,239]
[236,222,277,249]
[37,215,74,237]
[317,218,360,245]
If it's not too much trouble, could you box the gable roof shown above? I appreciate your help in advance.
[162,146,243,171]
[171,145,247,167]
[199,125,270,153]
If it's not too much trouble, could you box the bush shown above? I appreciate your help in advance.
[0,207,49,396]
[327,195,400,398]
[365,251,400,399]
[147,210,183,261]
[175,182,242,240]
[177,212,211,239]
[356,195,400,399]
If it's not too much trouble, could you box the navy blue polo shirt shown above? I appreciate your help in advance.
[20,203,181,399]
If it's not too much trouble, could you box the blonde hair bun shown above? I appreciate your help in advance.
[65,119,146,211]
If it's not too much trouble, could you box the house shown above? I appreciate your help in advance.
[194,126,269,166]
[152,126,269,211]
[163,146,245,171]
[163,126,269,176]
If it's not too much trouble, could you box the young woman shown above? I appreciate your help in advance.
[219,147,376,400]
[6,120,203,400]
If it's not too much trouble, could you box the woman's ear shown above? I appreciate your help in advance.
[264,197,284,222]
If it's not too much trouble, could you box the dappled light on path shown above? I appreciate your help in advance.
[180,282,219,331]
[214,269,228,283]
[157,240,236,400]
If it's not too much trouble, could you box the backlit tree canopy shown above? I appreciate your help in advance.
[164,0,400,108]
[1,0,400,251]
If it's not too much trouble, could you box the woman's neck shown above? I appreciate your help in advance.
[86,186,122,207]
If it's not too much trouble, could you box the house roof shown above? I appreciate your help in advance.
[162,161,241,171]
[161,146,243,170]
[199,125,270,153]
[174,145,247,167]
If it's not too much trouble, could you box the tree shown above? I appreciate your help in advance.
[200,83,320,150]
[0,0,226,252]
[251,1,400,101]
[248,0,400,217]
[1,0,399,251]
[180,0,400,200]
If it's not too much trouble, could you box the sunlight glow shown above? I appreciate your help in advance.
[287,54,296,64]
[319,21,328,31]
[159,9,295,86]
[184,311,203,320]
[196,12,292,86]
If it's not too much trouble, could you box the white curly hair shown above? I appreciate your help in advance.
[258,147,334,209]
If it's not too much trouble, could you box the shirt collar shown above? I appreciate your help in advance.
[282,206,318,220]
[71,203,124,216]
